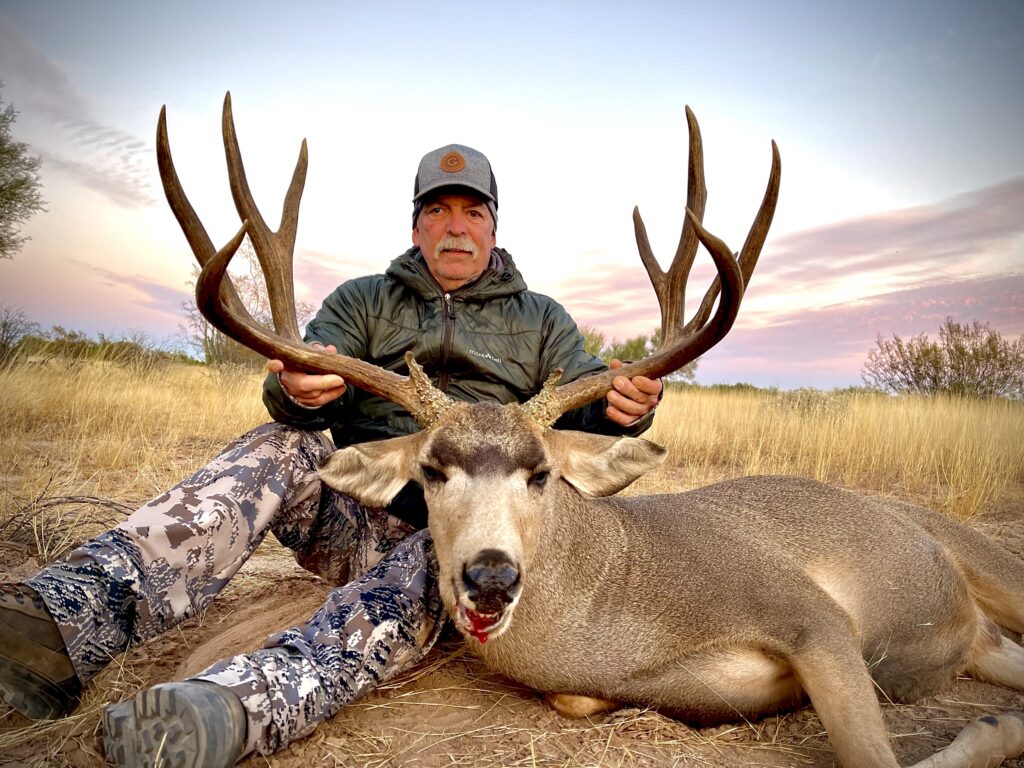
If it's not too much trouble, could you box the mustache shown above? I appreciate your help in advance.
[435,236,478,258]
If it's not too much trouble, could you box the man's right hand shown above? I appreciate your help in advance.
[266,342,347,408]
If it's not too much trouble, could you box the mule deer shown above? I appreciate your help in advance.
[159,94,1024,768]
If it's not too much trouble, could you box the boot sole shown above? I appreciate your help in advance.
[102,682,243,768]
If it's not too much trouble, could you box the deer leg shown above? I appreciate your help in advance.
[545,692,621,719]
[906,713,1024,768]
[966,617,1024,690]
[791,638,902,768]
[797,623,1024,768]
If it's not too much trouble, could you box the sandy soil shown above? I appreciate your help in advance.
[1,506,1022,768]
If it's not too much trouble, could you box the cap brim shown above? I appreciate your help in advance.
[413,182,495,204]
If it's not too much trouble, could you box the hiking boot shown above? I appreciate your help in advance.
[0,583,82,719]
[102,681,247,768]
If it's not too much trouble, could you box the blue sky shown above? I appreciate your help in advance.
[0,0,1021,388]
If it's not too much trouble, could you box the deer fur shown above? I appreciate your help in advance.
[320,401,1024,768]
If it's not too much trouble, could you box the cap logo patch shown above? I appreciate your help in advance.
[440,151,466,173]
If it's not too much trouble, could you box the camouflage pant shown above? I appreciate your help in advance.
[27,423,447,756]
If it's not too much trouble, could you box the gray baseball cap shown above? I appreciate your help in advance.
[413,144,498,227]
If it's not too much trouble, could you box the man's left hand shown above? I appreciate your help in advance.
[605,358,663,427]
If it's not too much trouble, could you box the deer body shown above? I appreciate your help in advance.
[475,476,984,717]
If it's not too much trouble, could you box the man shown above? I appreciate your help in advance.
[0,144,661,766]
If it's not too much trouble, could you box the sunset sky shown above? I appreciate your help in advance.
[1,0,1021,389]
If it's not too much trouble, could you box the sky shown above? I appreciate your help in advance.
[0,0,1021,389]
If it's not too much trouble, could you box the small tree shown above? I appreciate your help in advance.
[577,323,606,358]
[181,238,315,368]
[0,303,39,364]
[604,333,651,364]
[862,317,1024,399]
[0,84,45,259]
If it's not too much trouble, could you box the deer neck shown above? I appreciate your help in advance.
[527,482,629,598]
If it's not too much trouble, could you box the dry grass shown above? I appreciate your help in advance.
[0,361,268,763]
[635,386,1024,520]
[1,360,1023,767]
[0,360,267,534]
[3,361,1021,519]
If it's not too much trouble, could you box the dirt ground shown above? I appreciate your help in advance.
[1,506,1022,768]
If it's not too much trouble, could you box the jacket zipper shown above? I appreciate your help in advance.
[438,292,456,391]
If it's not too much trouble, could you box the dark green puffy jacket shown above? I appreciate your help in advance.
[263,247,655,448]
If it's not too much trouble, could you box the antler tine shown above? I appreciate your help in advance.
[684,139,781,334]
[160,98,454,427]
[524,114,781,428]
[221,92,304,342]
[737,140,781,283]
[633,105,707,347]
[157,105,255,325]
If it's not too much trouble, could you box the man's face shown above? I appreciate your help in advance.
[413,192,496,291]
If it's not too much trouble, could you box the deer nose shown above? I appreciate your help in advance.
[462,549,520,609]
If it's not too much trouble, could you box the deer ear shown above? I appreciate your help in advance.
[547,431,667,497]
[319,433,424,507]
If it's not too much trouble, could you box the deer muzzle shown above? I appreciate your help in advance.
[454,548,521,644]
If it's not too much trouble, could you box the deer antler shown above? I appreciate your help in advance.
[523,107,781,427]
[159,97,777,431]
[636,105,707,347]
[157,93,454,426]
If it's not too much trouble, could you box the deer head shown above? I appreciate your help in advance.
[158,94,780,642]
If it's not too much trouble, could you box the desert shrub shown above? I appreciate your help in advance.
[0,303,38,366]
[862,317,1024,399]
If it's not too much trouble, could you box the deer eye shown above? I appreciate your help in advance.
[421,465,448,484]
[528,470,550,490]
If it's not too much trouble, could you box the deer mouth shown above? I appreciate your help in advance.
[452,549,521,643]
[453,591,517,644]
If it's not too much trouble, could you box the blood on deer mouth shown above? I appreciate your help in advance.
[455,602,506,644]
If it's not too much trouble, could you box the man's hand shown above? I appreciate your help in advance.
[604,358,662,427]
[266,342,347,408]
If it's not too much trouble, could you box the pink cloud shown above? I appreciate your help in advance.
[695,274,1024,388]
[66,260,189,318]
[552,176,1024,387]
[294,248,381,308]
[759,176,1024,287]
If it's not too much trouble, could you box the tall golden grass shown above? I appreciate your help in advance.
[1,361,1021,537]
[0,360,267,557]
[637,385,1024,519]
